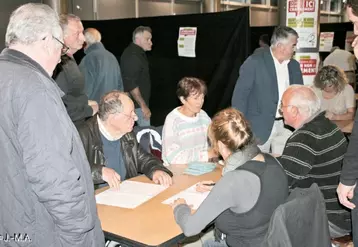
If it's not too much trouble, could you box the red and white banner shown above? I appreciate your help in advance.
[286,0,319,49]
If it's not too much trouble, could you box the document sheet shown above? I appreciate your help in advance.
[162,183,210,210]
[96,181,167,209]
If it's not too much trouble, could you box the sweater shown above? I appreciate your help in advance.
[161,107,211,164]
[278,112,351,231]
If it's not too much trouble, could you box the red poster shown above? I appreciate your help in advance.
[299,58,317,76]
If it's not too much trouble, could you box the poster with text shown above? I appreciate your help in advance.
[286,0,319,49]
[294,52,319,85]
[178,27,197,58]
[319,32,334,52]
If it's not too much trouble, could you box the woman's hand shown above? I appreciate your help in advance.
[196,180,215,193]
[171,198,188,209]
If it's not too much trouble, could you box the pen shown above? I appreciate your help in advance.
[203,183,216,186]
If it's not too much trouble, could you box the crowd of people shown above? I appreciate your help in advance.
[2,1,358,247]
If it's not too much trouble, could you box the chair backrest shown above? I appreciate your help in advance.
[133,125,163,160]
[262,183,331,247]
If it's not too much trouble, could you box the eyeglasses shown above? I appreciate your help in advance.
[278,101,294,116]
[120,111,138,121]
[52,36,70,56]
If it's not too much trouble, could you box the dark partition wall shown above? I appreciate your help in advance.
[80,8,250,126]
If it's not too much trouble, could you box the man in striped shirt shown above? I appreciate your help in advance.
[278,85,351,238]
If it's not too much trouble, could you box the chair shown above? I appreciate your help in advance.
[133,125,163,160]
[262,183,331,247]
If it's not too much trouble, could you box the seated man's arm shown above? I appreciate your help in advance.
[277,133,315,187]
[77,124,105,185]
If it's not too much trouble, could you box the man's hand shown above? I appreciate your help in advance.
[337,182,356,209]
[102,167,121,189]
[88,100,98,116]
[352,36,358,59]
[152,170,172,187]
[142,105,151,120]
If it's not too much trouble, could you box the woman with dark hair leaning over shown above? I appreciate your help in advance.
[170,108,288,247]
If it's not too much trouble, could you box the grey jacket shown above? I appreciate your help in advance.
[0,48,104,247]
[231,47,303,144]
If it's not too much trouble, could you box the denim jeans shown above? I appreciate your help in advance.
[203,239,228,247]
[135,108,150,127]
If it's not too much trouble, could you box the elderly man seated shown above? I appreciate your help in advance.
[77,90,173,188]
[277,85,351,239]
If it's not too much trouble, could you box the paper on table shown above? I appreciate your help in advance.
[96,181,167,209]
[162,183,210,210]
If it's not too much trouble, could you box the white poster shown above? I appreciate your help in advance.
[345,31,356,51]
[294,52,320,85]
[286,0,319,49]
[319,32,334,52]
[178,27,197,58]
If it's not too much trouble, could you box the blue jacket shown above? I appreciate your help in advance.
[232,48,303,144]
[79,42,123,102]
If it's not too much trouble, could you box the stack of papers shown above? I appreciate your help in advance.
[96,181,167,209]
[162,183,210,210]
[183,162,216,176]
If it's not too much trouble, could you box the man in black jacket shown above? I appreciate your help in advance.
[120,26,152,127]
[53,14,98,126]
[337,1,358,245]
[77,90,173,188]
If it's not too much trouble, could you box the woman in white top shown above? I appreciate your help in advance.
[313,65,355,120]
[162,77,217,165]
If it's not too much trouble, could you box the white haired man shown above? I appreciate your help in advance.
[79,28,123,103]
[232,26,303,155]
[278,85,351,239]
[53,14,98,126]
[121,26,153,127]
[0,3,104,247]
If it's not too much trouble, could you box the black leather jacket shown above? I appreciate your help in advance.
[77,115,172,184]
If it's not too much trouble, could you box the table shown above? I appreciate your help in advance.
[333,120,354,134]
[95,164,222,247]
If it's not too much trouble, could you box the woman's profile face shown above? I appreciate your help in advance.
[182,92,204,114]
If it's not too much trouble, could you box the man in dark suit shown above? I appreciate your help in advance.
[232,26,303,155]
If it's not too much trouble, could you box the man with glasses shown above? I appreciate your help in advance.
[53,14,98,126]
[77,90,173,189]
[277,85,351,239]
[0,3,104,246]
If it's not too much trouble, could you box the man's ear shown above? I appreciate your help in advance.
[42,34,52,55]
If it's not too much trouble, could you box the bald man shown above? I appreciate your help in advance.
[277,85,351,239]
[79,28,123,103]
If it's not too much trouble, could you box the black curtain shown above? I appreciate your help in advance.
[80,8,250,126]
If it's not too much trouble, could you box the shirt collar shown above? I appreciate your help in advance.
[97,115,123,141]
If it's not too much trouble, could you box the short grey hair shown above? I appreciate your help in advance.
[5,3,62,47]
[132,26,152,42]
[287,85,321,118]
[98,90,124,121]
[271,26,299,47]
[84,28,101,46]
[59,14,81,34]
